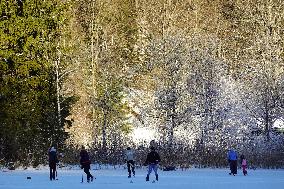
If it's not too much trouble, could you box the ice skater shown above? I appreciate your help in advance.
[240,154,248,176]
[144,146,161,182]
[48,146,59,181]
[228,149,238,176]
[80,146,94,182]
[124,147,135,178]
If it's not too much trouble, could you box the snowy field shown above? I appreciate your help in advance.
[1,167,284,189]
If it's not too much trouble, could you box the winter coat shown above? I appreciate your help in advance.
[80,149,91,166]
[145,151,161,165]
[125,149,134,161]
[49,151,58,167]
[242,159,247,166]
[228,150,238,161]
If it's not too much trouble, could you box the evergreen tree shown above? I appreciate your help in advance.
[0,0,75,166]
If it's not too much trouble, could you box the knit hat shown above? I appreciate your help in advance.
[50,147,56,152]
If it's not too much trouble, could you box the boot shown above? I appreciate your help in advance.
[155,174,158,181]
[146,175,149,181]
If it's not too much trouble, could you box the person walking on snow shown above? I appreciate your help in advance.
[228,149,238,176]
[124,147,135,178]
[80,146,94,182]
[144,146,161,181]
[240,154,248,176]
[48,146,59,181]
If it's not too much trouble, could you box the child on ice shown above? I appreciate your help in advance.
[240,154,248,176]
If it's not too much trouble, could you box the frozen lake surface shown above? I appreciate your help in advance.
[1,167,284,189]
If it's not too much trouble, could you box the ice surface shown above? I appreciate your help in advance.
[1,167,284,189]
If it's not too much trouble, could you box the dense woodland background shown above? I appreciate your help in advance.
[1,0,284,169]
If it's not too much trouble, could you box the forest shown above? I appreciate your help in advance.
[0,0,284,169]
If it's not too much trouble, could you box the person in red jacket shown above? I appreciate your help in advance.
[80,146,94,182]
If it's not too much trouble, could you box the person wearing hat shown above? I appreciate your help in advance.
[144,146,161,181]
[48,146,59,180]
[124,147,135,178]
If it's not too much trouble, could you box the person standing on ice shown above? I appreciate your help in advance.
[144,146,161,181]
[227,149,238,176]
[48,146,59,181]
[80,146,94,182]
[124,147,135,178]
[240,154,248,176]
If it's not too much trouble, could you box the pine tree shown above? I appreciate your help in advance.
[0,0,75,165]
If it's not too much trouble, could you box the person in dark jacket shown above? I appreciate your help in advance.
[144,146,161,181]
[80,146,93,182]
[48,146,59,181]
[228,149,238,175]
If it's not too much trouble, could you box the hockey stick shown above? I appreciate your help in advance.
[55,163,58,180]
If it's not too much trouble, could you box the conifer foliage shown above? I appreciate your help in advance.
[0,0,75,166]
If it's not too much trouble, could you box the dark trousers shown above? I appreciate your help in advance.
[49,163,56,180]
[83,164,93,181]
[242,165,247,175]
[229,160,238,174]
[127,160,135,176]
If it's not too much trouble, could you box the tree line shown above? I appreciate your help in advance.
[0,0,284,168]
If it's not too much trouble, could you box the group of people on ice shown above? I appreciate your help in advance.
[125,146,161,181]
[48,145,161,182]
[227,149,248,176]
[48,145,247,182]
[48,145,95,182]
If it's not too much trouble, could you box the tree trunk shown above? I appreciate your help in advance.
[102,110,107,151]
[91,0,96,127]
[55,49,62,143]
[264,103,270,141]
[90,0,101,146]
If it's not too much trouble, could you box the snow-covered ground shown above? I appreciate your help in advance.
[1,167,284,189]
